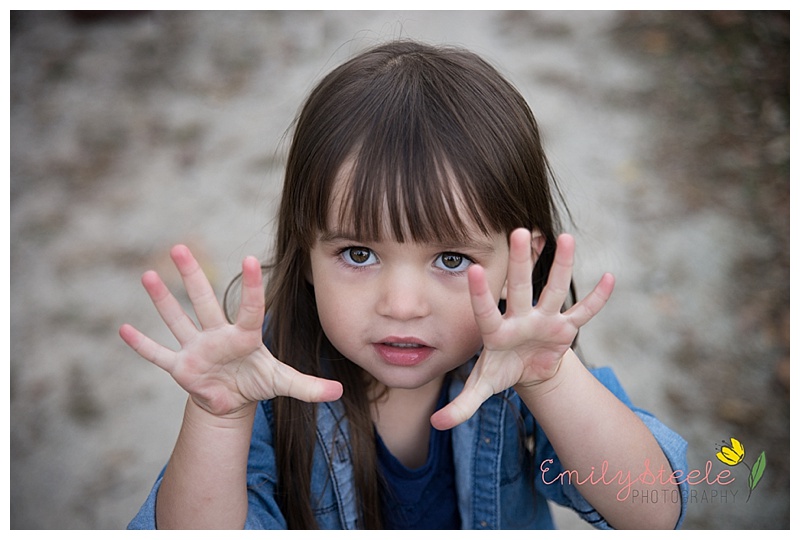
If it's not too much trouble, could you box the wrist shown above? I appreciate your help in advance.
[513,348,580,402]
[185,396,257,428]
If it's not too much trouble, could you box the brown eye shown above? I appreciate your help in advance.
[344,247,374,266]
[436,252,471,272]
[441,253,463,268]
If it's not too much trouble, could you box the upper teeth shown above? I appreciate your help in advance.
[387,343,421,348]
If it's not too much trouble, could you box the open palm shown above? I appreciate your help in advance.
[431,231,614,430]
[119,245,342,417]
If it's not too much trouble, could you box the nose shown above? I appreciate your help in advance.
[375,265,431,321]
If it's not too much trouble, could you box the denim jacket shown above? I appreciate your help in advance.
[128,366,687,529]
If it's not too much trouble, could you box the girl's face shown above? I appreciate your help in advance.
[308,211,510,391]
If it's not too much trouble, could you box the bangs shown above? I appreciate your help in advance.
[329,147,497,244]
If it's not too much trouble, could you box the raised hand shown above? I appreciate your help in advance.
[119,245,343,417]
[430,230,614,430]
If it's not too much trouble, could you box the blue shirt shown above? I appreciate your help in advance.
[128,366,689,529]
[376,379,460,529]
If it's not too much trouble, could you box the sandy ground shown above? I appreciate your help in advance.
[9,11,790,529]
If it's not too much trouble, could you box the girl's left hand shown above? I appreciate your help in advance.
[430,230,615,430]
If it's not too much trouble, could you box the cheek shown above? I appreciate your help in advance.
[315,292,338,331]
[442,291,484,345]
[314,279,348,322]
[315,295,356,356]
[309,267,341,329]
[311,270,369,351]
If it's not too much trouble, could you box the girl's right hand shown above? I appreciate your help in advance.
[119,245,343,418]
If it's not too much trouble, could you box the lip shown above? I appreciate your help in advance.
[373,337,434,367]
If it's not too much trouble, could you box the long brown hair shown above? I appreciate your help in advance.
[250,40,571,529]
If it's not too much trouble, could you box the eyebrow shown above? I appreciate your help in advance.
[317,231,362,244]
[318,230,500,254]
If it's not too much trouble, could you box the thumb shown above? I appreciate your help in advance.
[268,361,344,403]
[430,382,492,431]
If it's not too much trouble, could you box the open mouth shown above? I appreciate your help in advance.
[374,339,433,366]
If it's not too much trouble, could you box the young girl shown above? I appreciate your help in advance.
[121,40,688,530]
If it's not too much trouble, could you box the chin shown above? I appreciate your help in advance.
[366,366,449,392]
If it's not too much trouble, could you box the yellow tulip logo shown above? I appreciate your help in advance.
[716,437,745,466]
[715,437,766,501]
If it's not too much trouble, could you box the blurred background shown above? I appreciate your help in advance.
[9,11,789,529]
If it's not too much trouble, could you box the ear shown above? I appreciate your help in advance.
[531,230,545,260]
[500,230,545,300]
